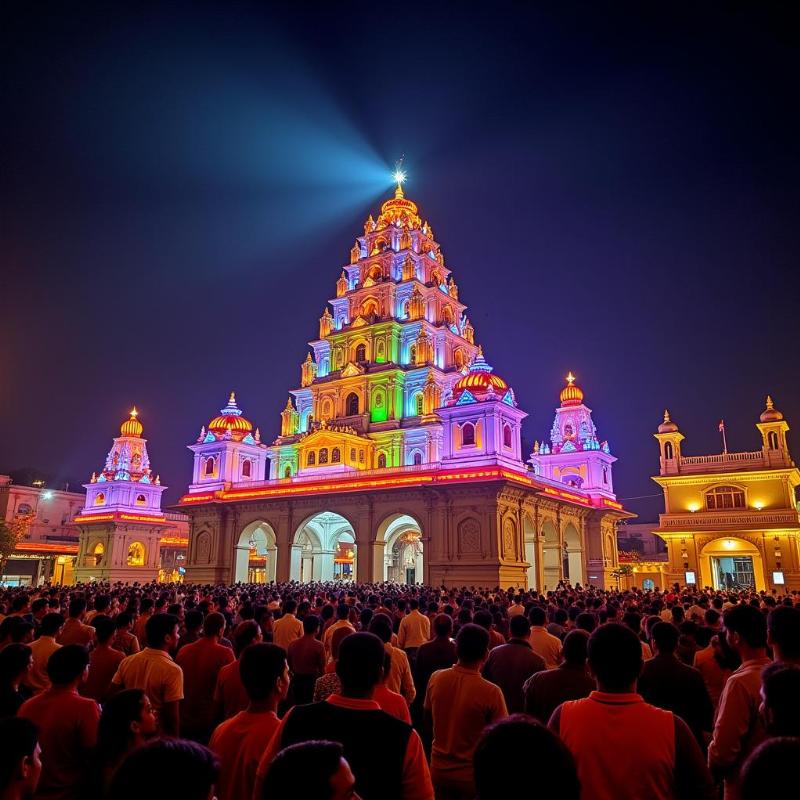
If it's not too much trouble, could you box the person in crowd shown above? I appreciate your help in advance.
[412,613,458,732]
[550,623,714,800]
[56,598,94,647]
[694,630,738,711]
[708,604,771,799]
[106,739,219,800]
[110,613,183,736]
[397,598,431,664]
[111,613,140,656]
[209,643,289,800]
[759,662,800,737]
[473,714,580,800]
[93,689,158,793]
[213,619,262,721]
[176,611,235,742]
[260,740,359,800]
[0,717,42,800]
[132,598,154,645]
[373,652,412,723]
[26,613,63,695]
[256,632,434,800]
[472,610,506,650]
[84,595,109,625]
[18,645,100,800]
[272,599,303,651]
[425,623,508,800]
[523,629,594,723]
[323,603,356,658]
[369,613,415,705]
[482,614,545,713]
[739,737,800,800]
[767,604,800,665]
[314,626,354,702]
[287,614,326,706]
[177,609,203,652]
[637,621,714,747]
[0,645,33,718]
[81,615,124,703]
[528,606,562,668]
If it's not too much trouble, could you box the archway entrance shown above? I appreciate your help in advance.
[235,522,277,583]
[379,514,424,583]
[563,523,584,585]
[700,537,765,591]
[291,512,357,582]
[542,520,560,590]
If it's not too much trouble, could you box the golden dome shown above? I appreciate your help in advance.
[658,409,679,434]
[559,373,584,407]
[760,395,784,423]
[120,407,143,437]
[208,392,253,436]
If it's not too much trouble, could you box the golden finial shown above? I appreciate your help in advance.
[477,344,484,357]
[130,406,138,419]
[766,395,774,410]
[566,372,576,385]
[228,391,236,404]
[663,409,671,423]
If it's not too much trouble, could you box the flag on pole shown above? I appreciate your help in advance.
[718,420,725,432]
[719,420,728,454]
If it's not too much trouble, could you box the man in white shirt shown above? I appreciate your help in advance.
[272,600,304,651]
[398,599,430,662]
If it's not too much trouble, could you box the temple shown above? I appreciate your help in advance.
[643,398,800,591]
[74,409,188,583]
[180,180,631,587]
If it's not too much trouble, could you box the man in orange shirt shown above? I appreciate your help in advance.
[82,615,124,703]
[208,643,288,800]
[57,598,94,648]
[176,612,234,742]
[212,620,262,722]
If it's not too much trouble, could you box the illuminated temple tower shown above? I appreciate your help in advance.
[74,409,174,583]
[181,179,630,588]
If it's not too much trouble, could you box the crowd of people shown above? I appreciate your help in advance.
[0,578,799,800]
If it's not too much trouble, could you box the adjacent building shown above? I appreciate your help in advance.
[179,182,631,588]
[649,398,800,591]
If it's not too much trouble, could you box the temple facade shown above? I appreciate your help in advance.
[74,409,188,583]
[179,182,630,588]
[650,398,800,591]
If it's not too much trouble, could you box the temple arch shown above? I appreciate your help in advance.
[563,522,584,585]
[377,513,424,583]
[235,521,278,583]
[291,511,357,582]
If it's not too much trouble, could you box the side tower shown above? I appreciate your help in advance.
[529,373,617,501]
[188,393,268,492]
[74,409,168,583]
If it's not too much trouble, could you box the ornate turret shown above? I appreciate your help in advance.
[654,408,684,474]
[207,392,254,441]
[658,409,679,433]
[757,395,792,467]
[120,407,143,438]
[281,398,299,437]
[760,395,784,423]
[336,271,348,298]
[319,307,334,338]
[301,352,317,388]
[408,286,425,320]
[530,374,617,497]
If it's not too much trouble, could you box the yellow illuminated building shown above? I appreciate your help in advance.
[651,397,800,592]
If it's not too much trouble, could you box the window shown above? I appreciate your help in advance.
[241,460,252,478]
[415,394,424,416]
[284,465,292,478]
[359,450,365,463]
[205,457,216,476]
[307,451,316,466]
[642,578,655,591]
[413,452,423,465]
[93,542,104,566]
[355,343,367,362]
[664,442,674,460]
[345,393,359,416]
[319,448,329,464]
[135,494,146,506]
[94,493,106,506]
[706,485,746,511]
[331,447,341,463]
[16,503,32,516]
[350,448,356,461]
[768,431,779,449]
[462,422,476,447]
[409,344,416,364]
[602,466,608,484]
[127,542,145,567]
[503,424,512,448]
[375,394,382,407]
[377,453,387,468]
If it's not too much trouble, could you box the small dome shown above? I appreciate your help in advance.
[760,395,784,423]
[560,373,584,407]
[658,409,679,434]
[208,392,253,436]
[120,407,143,437]
[452,349,509,397]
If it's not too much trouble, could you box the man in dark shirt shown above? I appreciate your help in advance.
[482,615,545,713]
[287,614,326,705]
[637,621,714,747]
[411,614,457,733]
[523,630,594,723]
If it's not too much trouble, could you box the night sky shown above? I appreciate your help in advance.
[2,2,798,521]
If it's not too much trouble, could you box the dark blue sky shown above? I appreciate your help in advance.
[2,2,798,520]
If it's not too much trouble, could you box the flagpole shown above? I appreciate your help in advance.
[720,420,728,454]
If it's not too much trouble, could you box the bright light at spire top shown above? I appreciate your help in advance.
[566,372,576,385]
[130,406,138,418]
[393,168,406,187]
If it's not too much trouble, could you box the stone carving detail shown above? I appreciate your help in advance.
[458,517,481,554]
[503,518,516,559]
[196,531,212,563]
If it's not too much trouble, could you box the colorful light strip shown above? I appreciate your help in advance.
[74,511,167,524]
[15,542,79,554]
